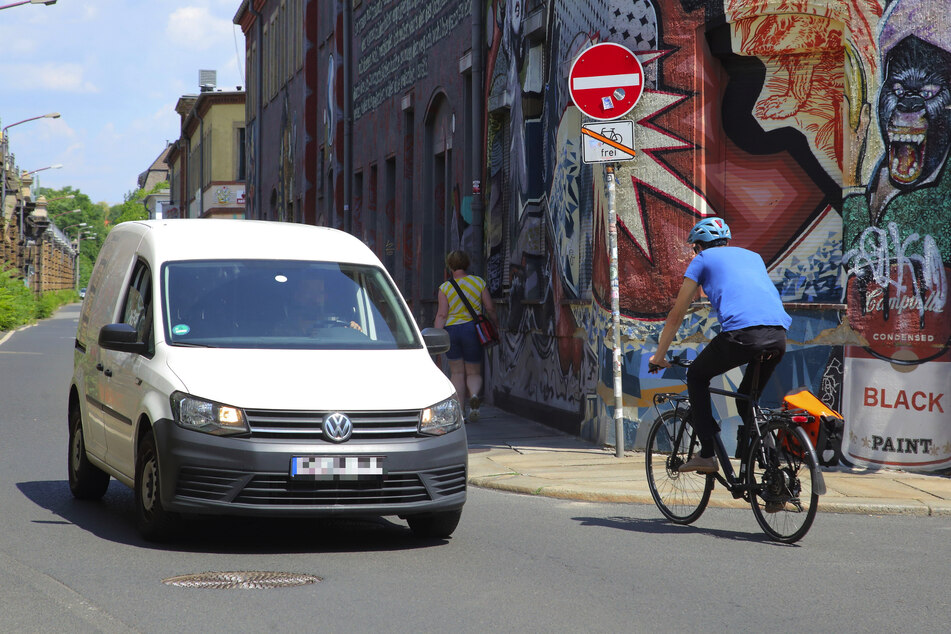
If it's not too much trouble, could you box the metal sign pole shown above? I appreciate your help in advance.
[607,164,624,457]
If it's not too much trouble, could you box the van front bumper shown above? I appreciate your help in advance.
[152,418,467,518]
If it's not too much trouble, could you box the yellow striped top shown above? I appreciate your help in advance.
[439,275,487,325]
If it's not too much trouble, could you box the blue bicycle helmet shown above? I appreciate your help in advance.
[687,217,732,244]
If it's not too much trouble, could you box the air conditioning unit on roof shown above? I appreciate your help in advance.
[199,69,217,92]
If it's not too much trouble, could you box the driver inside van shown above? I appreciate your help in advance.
[276,274,363,336]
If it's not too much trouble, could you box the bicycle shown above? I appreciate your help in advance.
[644,354,826,543]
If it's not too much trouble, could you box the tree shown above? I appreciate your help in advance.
[110,181,168,225]
[40,186,107,289]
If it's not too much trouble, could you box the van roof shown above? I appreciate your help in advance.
[115,219,381,266]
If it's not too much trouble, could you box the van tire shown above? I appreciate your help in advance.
[68,406,110,500]
[135,430,178,541]
[406,509,462,539]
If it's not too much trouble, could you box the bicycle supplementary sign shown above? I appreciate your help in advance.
[581,121,635,163]
[568,42,645,120]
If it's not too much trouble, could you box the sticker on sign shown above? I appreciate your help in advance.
[569,43,645,120]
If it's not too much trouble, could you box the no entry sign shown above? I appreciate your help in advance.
[568,43,644,120]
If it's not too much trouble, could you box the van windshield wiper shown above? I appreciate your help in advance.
[170,341,216,348]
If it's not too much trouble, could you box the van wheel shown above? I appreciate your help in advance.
[135,430,178,541]
[406,509,462,539]
[68,405,110,500]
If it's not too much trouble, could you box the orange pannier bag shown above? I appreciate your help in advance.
[782,389,845,467]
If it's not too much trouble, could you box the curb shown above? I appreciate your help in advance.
[466,448,951,516]
[467,476,946,516]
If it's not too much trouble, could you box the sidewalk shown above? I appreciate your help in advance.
[466,404,951,516]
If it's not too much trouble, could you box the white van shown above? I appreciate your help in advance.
[68,219,466,540]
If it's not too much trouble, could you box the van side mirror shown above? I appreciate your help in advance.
[420,327,450,355]
[99,323,148,355]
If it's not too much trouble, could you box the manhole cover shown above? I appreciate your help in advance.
[163,571,321,589]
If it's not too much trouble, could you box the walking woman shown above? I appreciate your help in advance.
[434,250,498,422]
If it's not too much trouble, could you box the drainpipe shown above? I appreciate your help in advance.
[471,0,484,274]
[250,1,264,220]
[198,110,205,217]
[343,0,354,234]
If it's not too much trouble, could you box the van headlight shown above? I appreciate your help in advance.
[419,397,463,436]
[170,392,250,436]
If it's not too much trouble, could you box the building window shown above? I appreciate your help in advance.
[353,170,364,241]
[368,163,378,255]
[237,127,246,181]
[384,157,396,275]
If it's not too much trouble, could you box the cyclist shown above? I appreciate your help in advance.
[648,217,791,473]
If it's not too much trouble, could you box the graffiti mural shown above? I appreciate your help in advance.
[479,0,946,473]
[483,0,851,442]
[842,0,950,470]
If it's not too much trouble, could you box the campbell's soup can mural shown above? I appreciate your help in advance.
[842,0,950,470]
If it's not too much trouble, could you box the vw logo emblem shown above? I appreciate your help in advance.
[322,412,353,443]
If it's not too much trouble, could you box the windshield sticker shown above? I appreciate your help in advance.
[172,324,191,336]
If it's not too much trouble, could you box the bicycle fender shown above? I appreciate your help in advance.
[793,425,826,496]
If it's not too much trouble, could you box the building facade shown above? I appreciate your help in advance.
[236,0,951,472]
[167,88,247,219]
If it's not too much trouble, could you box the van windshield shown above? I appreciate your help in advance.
[161,260,421,350]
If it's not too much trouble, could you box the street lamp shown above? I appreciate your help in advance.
[73,227,96,292]
[0,1,57,9]
[14,165,63,240]
[52,208,81,228]
[2,113,60,132]
[1,112,61,230]
[23,164,62,176]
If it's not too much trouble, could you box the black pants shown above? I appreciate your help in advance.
[686,326,786,458]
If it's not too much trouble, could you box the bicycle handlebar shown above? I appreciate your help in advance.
[648,354,692,374]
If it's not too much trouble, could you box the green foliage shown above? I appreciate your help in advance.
[111,186,152,225]
[40,185,108,289]
[35,290,77,319]
[0,268,37,330]
[0,269,80,331]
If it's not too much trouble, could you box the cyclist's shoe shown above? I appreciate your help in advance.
[468,395,481,423]
[677,455,718,473]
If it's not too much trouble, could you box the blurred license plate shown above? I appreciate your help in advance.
[290,456,384,480]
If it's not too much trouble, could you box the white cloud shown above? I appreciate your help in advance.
[167,6,233,51]
[0,63,97,93]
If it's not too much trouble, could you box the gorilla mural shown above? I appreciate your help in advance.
[878,37,951,192]
[844,7,951,364]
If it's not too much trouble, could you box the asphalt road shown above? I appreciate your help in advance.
[1,305,949,632]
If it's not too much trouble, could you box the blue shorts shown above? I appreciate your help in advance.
[445,322,482,363]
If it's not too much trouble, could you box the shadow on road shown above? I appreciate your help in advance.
[17,479,452,554]
[572,514,799,547]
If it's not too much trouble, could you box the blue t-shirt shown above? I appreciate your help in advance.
[684,246,791,332]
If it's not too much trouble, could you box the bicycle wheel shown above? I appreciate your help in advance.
[746,421,819,543]
[645,409,713,524]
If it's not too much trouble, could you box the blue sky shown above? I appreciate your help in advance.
[0,0,245,206]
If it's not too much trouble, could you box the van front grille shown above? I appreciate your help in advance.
[174,465,467,507]
[423,465,467,497]
[234,472,430,506]
[244,409,421,440]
